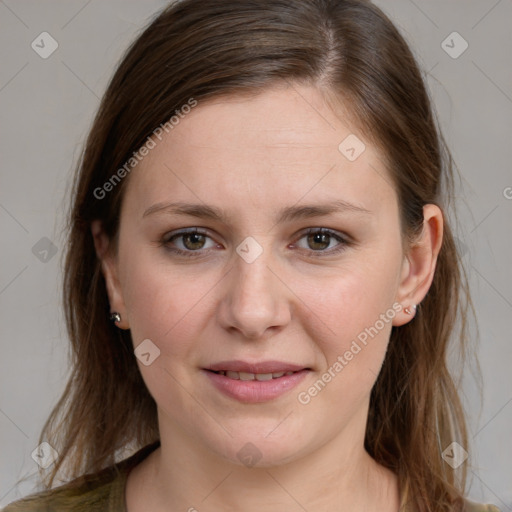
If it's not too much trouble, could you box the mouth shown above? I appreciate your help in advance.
[207,369,299,381]
[202,360,311,403]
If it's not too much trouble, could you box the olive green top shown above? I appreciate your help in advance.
[2,441,502,512]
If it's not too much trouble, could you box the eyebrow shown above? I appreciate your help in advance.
[142,200,371,223]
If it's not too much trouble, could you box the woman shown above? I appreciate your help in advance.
[2,0,501,511]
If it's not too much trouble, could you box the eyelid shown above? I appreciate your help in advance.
[162,227,212,242]
[297,227,348,240]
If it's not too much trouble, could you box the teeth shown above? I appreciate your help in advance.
[214,370,297,380]
[255,373,273,381]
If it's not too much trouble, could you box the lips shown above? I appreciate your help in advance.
[205,360,309,374]
[202,360,311,403]
[211,370,296,381]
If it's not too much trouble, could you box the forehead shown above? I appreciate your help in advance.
[162,85,362,154]
[123,84,397,218]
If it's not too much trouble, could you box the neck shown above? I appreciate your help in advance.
[128,410,400,512]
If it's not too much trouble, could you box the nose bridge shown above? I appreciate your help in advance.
[218,241,290,338]
[236,252,273,299]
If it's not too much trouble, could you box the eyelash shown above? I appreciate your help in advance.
[160,227,351,258]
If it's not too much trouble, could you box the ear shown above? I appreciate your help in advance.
[392,204,443,326]
[91,220,130,329]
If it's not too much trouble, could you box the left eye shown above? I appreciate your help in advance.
[294,229,345,251]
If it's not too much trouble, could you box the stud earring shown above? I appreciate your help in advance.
[110,312,121,323]
[404,304,417,315]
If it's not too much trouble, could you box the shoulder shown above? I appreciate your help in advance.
[464,498,502,512]
[1,441,160,512]
[1,466,119,512]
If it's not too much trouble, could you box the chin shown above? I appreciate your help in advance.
[205,425,310,469]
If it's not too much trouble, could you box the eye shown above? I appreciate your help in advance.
[163,228,219,254]
[293,228,348,254]
[161,227,350,258]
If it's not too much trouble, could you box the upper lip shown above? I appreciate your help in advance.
[205,360,309,374]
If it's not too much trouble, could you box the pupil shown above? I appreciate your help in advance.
[184,233,205,250]
[308,233,329,250]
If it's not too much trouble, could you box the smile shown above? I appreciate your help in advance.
[203,367,310,403]
[210,370,297,380]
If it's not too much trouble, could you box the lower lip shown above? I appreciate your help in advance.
[202,369,310,403]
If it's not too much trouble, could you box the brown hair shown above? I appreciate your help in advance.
[35,0,473,510]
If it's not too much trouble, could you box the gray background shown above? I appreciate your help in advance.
[0,0,511,509]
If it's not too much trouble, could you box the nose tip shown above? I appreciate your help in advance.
[230,312,280,340]
[218,256,291,340]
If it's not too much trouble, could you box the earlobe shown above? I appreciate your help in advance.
[392,204,443,326]
[403,304,417,316]
[90,220,130,329]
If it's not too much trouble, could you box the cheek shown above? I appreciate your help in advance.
[118,250,220,412]
[118,245,220,352]
[290,252,402,403]
[292,291,394,421]
[294,256,401,345]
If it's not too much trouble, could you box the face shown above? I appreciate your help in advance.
[98,83,419,467]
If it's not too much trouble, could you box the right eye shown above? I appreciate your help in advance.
[161,228,221,257]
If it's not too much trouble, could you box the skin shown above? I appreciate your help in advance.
[92,83,443,512]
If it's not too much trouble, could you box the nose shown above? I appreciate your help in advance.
[217,249,292,340]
